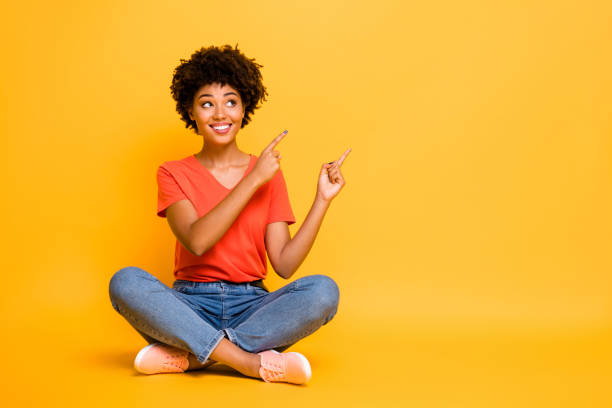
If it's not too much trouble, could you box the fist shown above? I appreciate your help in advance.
[316,148,351,202]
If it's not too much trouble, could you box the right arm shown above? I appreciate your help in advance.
[165,130,288,257]
[167,172,261,256]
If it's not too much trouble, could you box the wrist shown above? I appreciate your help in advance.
[314,193,332,207]
[245,172,264,190]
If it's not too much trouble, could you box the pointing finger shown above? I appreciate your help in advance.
[263,130,288,153]
[336,148,352,167]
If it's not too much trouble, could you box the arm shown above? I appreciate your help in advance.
[189,172,262,256]
[166,131,289,256]
[265,196,330,279]
[266,148,352,279]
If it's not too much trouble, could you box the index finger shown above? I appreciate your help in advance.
[336,148,352,167]
[263,130,288,152]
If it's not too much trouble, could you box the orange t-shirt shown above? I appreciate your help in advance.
[156,154,296,283]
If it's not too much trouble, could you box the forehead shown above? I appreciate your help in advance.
[196,82,240,96]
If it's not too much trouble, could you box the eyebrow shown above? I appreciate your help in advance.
[198,92,239,99]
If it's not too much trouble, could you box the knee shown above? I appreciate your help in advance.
[108,266,150,304]
[304,274,340,316]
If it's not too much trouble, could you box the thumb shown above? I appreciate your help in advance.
[320,163,332,175]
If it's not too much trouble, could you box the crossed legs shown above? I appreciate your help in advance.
[109,267,339,378]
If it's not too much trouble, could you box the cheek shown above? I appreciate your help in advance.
[196,109,211,121]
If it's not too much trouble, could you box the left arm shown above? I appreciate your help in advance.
[265,148,352,279]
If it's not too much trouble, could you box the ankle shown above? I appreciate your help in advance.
[186,353,217,371]
[251,353,262,378]
[186,353,203,370]
[208,338,262,378]
[239,353,262,378]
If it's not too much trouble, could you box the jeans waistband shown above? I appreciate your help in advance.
[174,278,268,292]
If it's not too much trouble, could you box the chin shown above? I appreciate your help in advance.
[206,134,237,145]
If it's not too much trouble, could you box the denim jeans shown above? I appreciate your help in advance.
[108,266,340,364]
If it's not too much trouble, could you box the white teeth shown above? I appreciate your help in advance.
[213,125,230,130]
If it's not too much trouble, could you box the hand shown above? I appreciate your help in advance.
[251,130,288,186]
[316,148,351,202]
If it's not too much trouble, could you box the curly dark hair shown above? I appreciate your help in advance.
[170,44,268,133]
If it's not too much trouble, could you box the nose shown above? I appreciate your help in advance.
[212,104,226,120]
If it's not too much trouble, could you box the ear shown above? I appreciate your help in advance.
[188,108,194,121]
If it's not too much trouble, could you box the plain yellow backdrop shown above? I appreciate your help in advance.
[1,0,611,406]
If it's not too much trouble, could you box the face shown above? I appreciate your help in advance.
[188,83,245,145]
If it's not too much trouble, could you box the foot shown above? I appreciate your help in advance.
[133,343,189,374]
[257,349,312,384]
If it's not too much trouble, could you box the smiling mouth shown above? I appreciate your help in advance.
[210,123,232,133]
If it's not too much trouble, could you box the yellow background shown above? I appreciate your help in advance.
[2,0,611,406]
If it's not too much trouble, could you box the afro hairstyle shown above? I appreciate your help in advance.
[170,44,268,133]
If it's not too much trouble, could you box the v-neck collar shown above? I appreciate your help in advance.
[190,154,256,190]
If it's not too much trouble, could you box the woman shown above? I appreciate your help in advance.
[109,44,351,385]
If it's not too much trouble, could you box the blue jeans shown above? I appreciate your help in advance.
[108,266,340,364]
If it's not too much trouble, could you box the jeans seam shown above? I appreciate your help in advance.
[196,330,226,364]
[221,283,226,320]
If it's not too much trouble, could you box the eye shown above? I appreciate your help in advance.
[226,99,238,107]
[202,101,212,108]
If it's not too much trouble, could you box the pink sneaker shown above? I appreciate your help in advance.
[258,349,312,384]
[133,343,189,374]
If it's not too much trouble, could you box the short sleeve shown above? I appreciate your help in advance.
[267,169,296,225]
[156,165,187,218]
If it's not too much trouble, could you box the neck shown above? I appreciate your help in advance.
[195,141,248,168]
